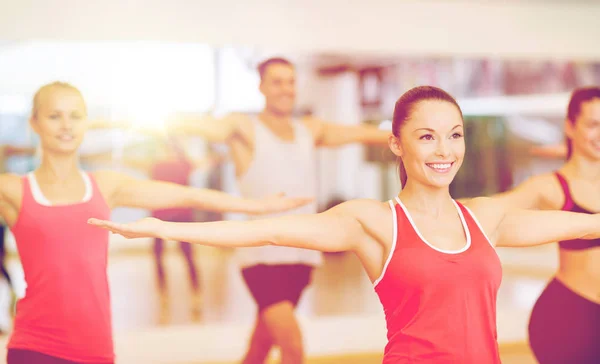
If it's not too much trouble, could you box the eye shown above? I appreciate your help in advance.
[419,134,434,141]
[451,132,463,139]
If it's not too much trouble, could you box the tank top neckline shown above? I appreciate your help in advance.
[27,171,93,207]
[394,196,472,255]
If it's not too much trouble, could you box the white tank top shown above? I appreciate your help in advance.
[235,117,322,267]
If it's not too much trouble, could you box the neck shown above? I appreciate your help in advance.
[564,153,600,180]
[36,151,81,182]
[398,180,453,218]
[260,107,293,123]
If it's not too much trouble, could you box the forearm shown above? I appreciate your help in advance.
[157,213,357,252]
[117,180,266,214]
[321,124,389,147]
[157,220,273,247]
[167,116,231,143]
[4,145,36,156]
[497,209,600,247]
[88,119,132,130]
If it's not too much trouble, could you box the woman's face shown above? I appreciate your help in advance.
[391,100,465,189]
[567,98,600,161]
[31,87,87,156]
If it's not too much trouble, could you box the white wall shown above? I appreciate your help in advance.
[1,1,600,60]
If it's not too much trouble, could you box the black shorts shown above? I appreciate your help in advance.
[528,278,600,364]
[242,264,313,312]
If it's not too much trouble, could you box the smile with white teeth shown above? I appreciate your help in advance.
[426,162,454,172]
[58,135,74,141]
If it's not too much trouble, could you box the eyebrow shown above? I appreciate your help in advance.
[414,125,463,132]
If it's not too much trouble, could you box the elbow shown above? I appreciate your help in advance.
[268,231,285,247]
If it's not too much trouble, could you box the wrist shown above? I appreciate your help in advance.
[155,220,170,240]
[241,198,263,214]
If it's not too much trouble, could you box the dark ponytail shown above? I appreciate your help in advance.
[398,158,408,188]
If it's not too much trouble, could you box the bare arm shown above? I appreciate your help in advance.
[466,197,600,248]
[95,170,311,214]
[165,114,241,143]
[0,173,23,226]
[497,208,600,248]
[89,202,368,252]
[459,174,552,210]
[529,144,567,159]
[87,119,133,130]
[309,118,390,147]
[3,145,36,157]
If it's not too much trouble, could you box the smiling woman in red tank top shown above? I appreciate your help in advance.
[90,86,600,364]
[0,82,311,364]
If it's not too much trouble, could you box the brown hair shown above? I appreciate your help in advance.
[257,57,294,81]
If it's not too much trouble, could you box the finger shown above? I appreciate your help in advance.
[292,197,314,204]
[88,219,124,231]
[88,218,113,227]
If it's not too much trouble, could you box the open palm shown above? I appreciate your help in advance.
[88,217,163,239]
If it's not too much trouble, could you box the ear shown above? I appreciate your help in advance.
[388,134,403,158]
[564,119,575,139]
[29,115,39,134]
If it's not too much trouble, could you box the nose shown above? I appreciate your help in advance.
[283,82,295,95]
[435,139,451,158]
[59,117,74,130]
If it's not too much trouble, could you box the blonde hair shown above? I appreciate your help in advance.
[31,81,86,119]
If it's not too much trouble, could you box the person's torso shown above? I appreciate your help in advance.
[8,172,114,362]
[374,198,502,364]
[552,172,600,303]
[235,117,321,267]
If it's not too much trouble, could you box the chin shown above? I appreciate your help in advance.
[427,175,456,189]
[51,143,81,155]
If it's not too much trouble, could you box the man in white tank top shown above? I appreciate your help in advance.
[166,57,390,364]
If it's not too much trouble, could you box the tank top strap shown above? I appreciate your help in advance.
[554,172,575,210]
[291,118,315,144]
[20,174,34,204]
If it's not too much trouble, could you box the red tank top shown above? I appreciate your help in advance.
[151,158,194,221]
[374,198,502,364]
[9,173,113,363]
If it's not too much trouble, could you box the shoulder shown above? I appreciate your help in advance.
[460,196,506,230]
[91,169,131,191]
[224,113,253,140]
[0,173,23,198]
[225,113,252,130]
[502,172,563,209]
[301,116,326,139]
[519,172,560,192]
[329,198,390,215]
[326,199,393,230]
[0,173,24,213]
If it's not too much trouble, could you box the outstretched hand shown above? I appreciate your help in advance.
[88,217,164,239]
[254,193,314,215]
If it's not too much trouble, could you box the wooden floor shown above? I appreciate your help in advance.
[2,236,555,363]
[197,344,537,364]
